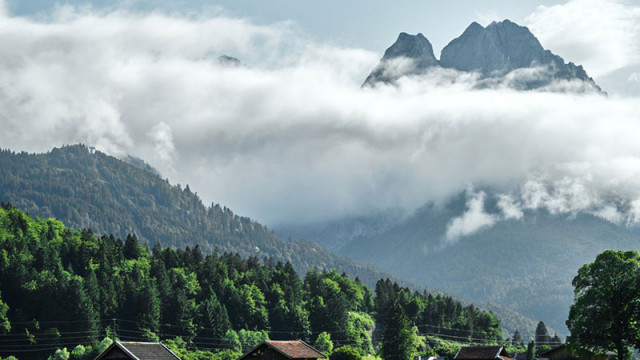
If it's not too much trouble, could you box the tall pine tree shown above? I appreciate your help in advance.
[381,301,418,360]
[535,321,550,348]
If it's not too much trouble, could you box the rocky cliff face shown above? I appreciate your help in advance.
[364,20,602,92]
[363,32,438,86]
[440,20,547,75]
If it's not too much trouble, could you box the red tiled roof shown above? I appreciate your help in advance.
[455,346,511,360]
[265,341,325,359]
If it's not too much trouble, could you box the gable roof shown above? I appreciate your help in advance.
[239,341,325,360]
[455,346,512,360]
[95,341,181,360]
[265,341,325,359]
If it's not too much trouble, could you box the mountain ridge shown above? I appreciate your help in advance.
[363,19,601,91]
[0,145,390,287]
[0,144,547,338]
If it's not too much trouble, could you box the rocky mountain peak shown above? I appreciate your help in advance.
[440,19,546,76]
[363,32,438,86]
[382,32,437,64]
[461,21,484,36]
[363,19,602,92]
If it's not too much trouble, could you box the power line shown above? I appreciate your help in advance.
[0,317,528,356]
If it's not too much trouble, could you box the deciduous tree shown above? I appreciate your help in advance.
[566,250,640,360]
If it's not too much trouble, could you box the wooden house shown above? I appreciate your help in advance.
[237,340,326,360]
[454,346,514,360]
[94,341,182,360]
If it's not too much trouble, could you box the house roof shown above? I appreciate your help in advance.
[455,346,512,360]
[95,341,181,360]
[238,341,325,360]
[540,344,565,357]
[265,341,326,359]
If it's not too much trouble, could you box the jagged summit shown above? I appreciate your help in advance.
[440,20,547,75]
[461,21,484,36]
[363,19,602,92]
[363,32,438,86]
[381,33,437,65]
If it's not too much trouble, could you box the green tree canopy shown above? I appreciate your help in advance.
[313,332,334,356]
[566,250,640,360]
[329,346,362,360]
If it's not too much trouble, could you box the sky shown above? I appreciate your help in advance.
[6,0,563,55]
[1,0,640,231]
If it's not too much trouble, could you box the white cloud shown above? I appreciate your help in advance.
[1,6,640,226]
[445,190,497,242]
[525,0,640,78]
[149,122,176,173]
[591,206,623,224]
[497,194,523,220]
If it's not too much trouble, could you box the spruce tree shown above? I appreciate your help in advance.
[199,291,231,339]
[123,234,140,260]
[512,329,524,348]
[550,334,562,348]
[535,321,550,348]
[381,301,417,360]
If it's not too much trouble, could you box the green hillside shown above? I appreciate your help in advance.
[0,145,393,287]
[0,145,547,337]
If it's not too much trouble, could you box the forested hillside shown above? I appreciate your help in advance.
[0,145,392,287]
[279,193,640,332]
[0,206,503,360]
[0,145,546,336]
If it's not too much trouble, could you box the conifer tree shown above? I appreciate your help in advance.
[123,234,140,260]
[381,301,418,360]
[199,291,231,339]
[512,330,524,348]
[535,321,550,348]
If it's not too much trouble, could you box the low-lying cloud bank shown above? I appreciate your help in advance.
[1,2,640,227]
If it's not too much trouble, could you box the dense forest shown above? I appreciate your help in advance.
[0,145,402,288]
[0,205,503,360]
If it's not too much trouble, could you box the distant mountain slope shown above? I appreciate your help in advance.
[0,145,391,287]
[277,192,640,333]
[0,145,548,338]
[364,20,601,91]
